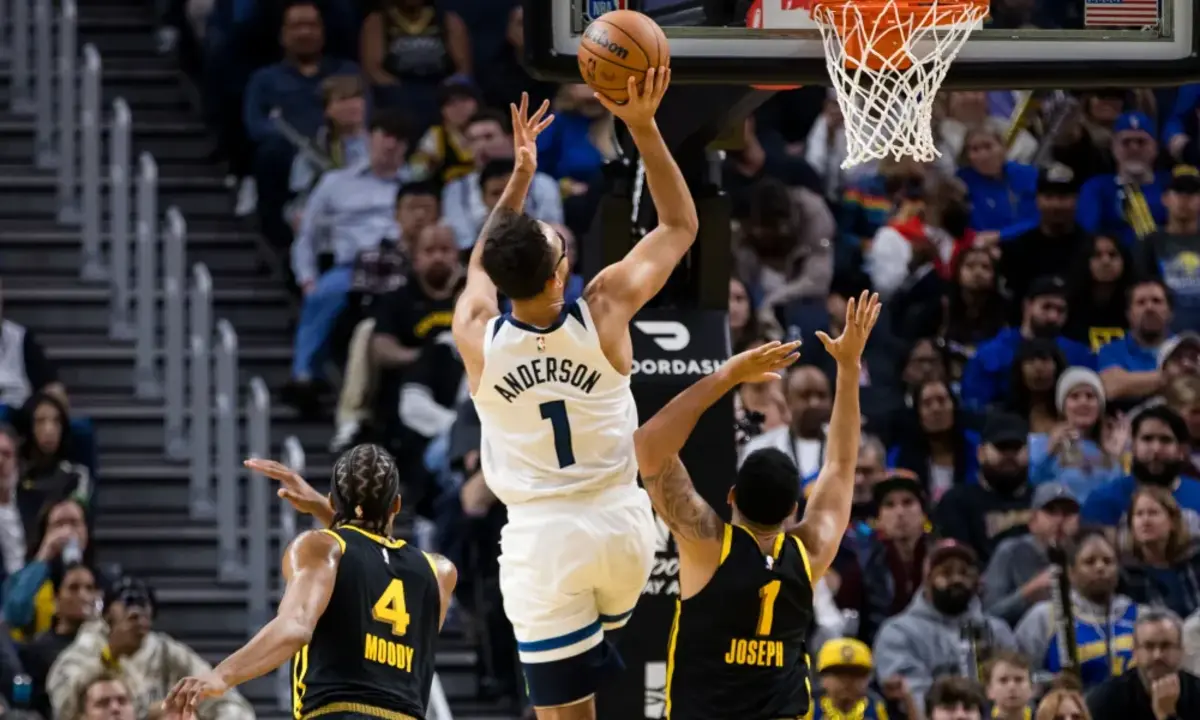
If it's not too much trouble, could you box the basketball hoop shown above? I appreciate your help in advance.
[808,0,989,167]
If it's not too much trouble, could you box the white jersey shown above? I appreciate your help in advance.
[472,299,639,506]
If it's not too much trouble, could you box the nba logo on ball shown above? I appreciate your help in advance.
[585,0,626,23]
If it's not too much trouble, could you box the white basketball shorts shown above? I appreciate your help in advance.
[499,483,656,669]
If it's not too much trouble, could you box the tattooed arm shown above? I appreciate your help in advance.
[635,342,801,593]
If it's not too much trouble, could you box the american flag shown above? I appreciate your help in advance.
[1084,0,1160,28]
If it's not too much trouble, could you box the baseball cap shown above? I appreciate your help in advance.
[927,539,978,569]
[1037,164,1078,195]
[872,472,926,508]
[1170,165,1200,194]
[816,638,873,673]
[1031,482,1080,512]
[982,412,1030,448]
[1158,331,1200,369]
[1114,111,1153,136]
[1026,275,1068,300]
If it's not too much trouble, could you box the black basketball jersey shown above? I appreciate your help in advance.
[666,525,815,720]
[292,525,441,720]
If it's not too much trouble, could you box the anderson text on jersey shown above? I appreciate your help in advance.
[492,357,602,403]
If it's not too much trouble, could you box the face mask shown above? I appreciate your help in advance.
[930,582,973,616]
[1132,458,1183,487]
[981,465,1028,495]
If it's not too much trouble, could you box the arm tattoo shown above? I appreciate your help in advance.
[642,456,723,543]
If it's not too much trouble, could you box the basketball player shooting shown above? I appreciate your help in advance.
[451,73,696,718]
[634,292,880,720]
[164,445,457,720]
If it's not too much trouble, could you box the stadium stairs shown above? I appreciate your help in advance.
[0,1,510,717]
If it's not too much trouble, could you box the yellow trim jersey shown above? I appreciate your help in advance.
[666,525,815,719]
[291,525,440,720]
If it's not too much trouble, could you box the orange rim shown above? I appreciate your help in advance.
[809,0,989,70]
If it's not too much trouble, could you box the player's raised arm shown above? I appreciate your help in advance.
[635,341,801,549]
[452,93,554,376]
[791,292,881,581]
[164,529,342,712]
[585,69,698,325]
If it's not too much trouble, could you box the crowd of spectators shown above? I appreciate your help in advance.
[115,0,1200,718]
[0,280,258,718]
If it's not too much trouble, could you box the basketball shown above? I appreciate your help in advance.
[577,10,670,104]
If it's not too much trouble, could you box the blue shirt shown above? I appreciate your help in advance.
[1097,334,1162,374]
[960,329,1096,410]
[1041,601,1136,689]
[535,112,609,182]
[1028,434,1124,503]
[243,58,361,143]
[958,162,1039,234]
[290,161,403,285]
[1082,475,1200,535]
[1076,172,1169,247]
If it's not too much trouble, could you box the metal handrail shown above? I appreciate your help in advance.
[80,44,105,281]
[134,153,161,399]
[275,436,305,710]
[246,377,271,635]
[215,319,245,582]
[164,207,188,459]
[56,0,78,222]
[189,264,215,519]
[109,98,133,339]
[10,0,30,113]
[32,0,51,167]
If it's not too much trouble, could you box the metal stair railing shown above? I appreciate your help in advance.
[246,377,271,635]
[10,0,30,113]
[275,436,305,711]
[80,43,105,281]
[56,0,78,222]
[189,263,215,519]
[164,207,189,459]
[215,318,246,582]
[135,152,162,399]
[32,0,51,167]
[109,98,134,339]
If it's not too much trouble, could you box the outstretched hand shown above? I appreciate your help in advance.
[244,458,332,522]
[815,291,882,367]
[593,67,670,128]
[724,340,802,385]
[510,92,554,175]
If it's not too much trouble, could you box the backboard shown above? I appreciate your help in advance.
[523,0,1200,88]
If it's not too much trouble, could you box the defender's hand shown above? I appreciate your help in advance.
[815,291,882,368]
[164,672,228,717]
[510,92,554,175]
[723,340,802,385]
[593,67,670,128]
[245,459,331,520]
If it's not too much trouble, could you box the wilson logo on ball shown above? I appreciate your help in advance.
[583,25,630,61]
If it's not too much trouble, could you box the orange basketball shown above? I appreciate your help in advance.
[577,10,670,104]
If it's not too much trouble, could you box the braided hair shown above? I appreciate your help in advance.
[330,444,400,534]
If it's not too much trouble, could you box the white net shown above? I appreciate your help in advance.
[809,0,989,167]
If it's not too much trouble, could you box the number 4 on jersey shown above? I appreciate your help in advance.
[539,400,577,468]
[372,579,411,636]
